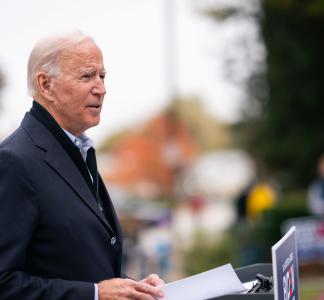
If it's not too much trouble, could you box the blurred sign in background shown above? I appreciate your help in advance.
[1,0,324,299]
[283,218,324,263]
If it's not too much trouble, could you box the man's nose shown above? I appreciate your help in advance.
[92,77,106,95]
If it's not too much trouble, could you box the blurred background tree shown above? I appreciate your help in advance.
[201,0,324,188]
[100,97,232,153]
[182,4,324,299]
[99,97,233,201]
[243,0,324,189]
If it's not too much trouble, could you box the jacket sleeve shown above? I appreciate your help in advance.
[0,149,94,300]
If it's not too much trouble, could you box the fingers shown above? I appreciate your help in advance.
[130,279,164,298]
[141,274,165,287]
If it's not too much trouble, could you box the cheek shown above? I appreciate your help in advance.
[62,92,84,112]
[53,84,91,117]
[53,86,74,109]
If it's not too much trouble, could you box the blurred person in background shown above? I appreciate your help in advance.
[0,31,164,300]
[307,154,324,216]
[235,181,253,221]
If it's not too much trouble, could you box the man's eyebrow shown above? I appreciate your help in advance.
[77,67,95,73]
[77,67,106,74]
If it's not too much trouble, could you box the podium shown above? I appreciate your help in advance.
[207,264,274,300]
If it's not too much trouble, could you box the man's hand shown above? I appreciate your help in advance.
[98,278,164,300]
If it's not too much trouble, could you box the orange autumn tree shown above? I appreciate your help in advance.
[102,109,198,198]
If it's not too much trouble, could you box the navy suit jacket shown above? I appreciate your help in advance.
[0,111,123,299]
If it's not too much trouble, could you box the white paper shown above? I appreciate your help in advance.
[161,264,247,300]
[242,280,258,292]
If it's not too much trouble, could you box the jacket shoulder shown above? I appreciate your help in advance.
[0,126,33,154]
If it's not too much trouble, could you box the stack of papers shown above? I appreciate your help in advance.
[161,264,247,300]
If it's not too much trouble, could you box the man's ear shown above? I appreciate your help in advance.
[36,72,55,101]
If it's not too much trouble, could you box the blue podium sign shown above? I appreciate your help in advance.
[272,226,299,300]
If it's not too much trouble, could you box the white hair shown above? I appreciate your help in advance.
[27,30,94,97]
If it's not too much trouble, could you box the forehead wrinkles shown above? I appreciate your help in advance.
[58,47,103,74]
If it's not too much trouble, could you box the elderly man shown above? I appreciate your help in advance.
[0,31,164,300]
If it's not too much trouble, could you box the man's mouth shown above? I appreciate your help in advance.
[87,104,101,109]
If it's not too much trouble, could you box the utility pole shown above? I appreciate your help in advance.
[163,0,178,101]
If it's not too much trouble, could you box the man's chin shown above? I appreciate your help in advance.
[85,118,101,131]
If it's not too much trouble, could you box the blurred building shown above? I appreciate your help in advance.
[182,150,255,198]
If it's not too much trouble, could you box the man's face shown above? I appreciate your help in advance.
[49,39,106,136]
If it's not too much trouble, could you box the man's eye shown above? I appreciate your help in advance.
[100,74,106,80]
[81,73,91,79]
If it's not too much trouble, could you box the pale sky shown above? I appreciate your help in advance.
[0,0,262,146]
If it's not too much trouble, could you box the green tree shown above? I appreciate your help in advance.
[244,0,324,188]
[201,0,324,188]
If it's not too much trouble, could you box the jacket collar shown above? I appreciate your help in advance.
[29,101,95,192]
[22,105,116,235]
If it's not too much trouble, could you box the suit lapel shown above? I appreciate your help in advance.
[22,113,115,235]
[98,174,122,236]
[45,150,115,234]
